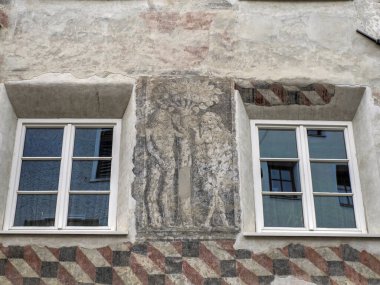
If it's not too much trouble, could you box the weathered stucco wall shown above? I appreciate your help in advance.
[0,0,379,86]
[1,0,380,283]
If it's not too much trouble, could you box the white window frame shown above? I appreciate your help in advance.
[250,120,367,235]
[3,119,121,233]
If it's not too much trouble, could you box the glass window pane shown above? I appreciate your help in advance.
[73,128,113,157]
[263,195,304,227]
[70,160,111,191]
[67,195,109,226]
[23,128,63,157]
[14,195,57,226]
[19,161,60,191]
[259,129,297,158]
[311,163,351,193]
[314,196,356,228]
[261,162,301,192]
[271,169,280,179]
[308,130,347,159]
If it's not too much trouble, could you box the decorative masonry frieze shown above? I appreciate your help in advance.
[0,241,380,284]
[235,81,335,106]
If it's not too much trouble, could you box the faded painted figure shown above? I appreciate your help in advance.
[193,112,233,227]
[146,109,182,227]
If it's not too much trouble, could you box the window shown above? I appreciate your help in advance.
[4,119,121,232]
[251,120,366,234]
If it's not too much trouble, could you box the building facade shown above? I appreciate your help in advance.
[0,0,380,284]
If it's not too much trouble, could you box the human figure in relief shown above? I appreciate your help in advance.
[146,109,182,227]
[193,112,231,227]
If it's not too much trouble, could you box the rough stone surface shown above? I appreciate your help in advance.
[133,77,239,239]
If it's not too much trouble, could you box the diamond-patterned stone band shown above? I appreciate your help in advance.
[0,241,380,284]
[235,82,335,106]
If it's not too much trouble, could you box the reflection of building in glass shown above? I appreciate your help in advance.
[91,129,113,182]
[336,164,353,207]
[307,130,325,137]
[268,163,296,193]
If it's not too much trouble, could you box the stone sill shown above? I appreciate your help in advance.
[0,230,128,235]
[242,232,380,238]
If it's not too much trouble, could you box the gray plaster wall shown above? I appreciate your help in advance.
[235,91,255,233]
[352,88,380,234]
[0,84,17,230]
[118,85,137,240]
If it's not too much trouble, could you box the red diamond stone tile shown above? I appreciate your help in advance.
[97,246,113,265]
[252,254,273,274]
[24,246,41,276]
[304,247,328,274]
[75,248,96,281]
[147,243,166,272]
[199,242,221,275]
[360,251,380,276]
[5,260,23,285]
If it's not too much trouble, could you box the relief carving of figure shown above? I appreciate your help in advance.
[142,79,235,231]
[193,112,233,227]
[146,109,182,227]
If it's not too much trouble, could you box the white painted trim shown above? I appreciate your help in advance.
[251,121,264,232]
[4,119,123,234]
[0,230,128,235]
[250,120,367,235]
[243,232,373,237]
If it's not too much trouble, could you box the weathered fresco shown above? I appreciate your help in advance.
[133,77,239,238]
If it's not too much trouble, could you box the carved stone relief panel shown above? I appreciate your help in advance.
[133,77,239,239]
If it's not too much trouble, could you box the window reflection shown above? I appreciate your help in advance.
[74,128,113,157]
[336,165,353,207]
[261,162,301,200]
[268,163,297,193]
[307,130,347,159]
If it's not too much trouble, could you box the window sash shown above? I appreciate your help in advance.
[251,120,366,234]
[4,119,121,232]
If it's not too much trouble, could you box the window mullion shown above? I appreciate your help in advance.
[56,124,74,229]
[299,126,316,230]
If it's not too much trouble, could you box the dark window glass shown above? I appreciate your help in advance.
[314,196,356,228]
[70,161,111,191]
[308,130,347,159]
[259,129,297,158]
[261,162,301,192]
[14,195,57,226]
[67,195,109,226]
[19,161,60,191]
[311,163,351,193]
[73,128,113,157]
[23,128,63,157]
[263,195,303,227]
